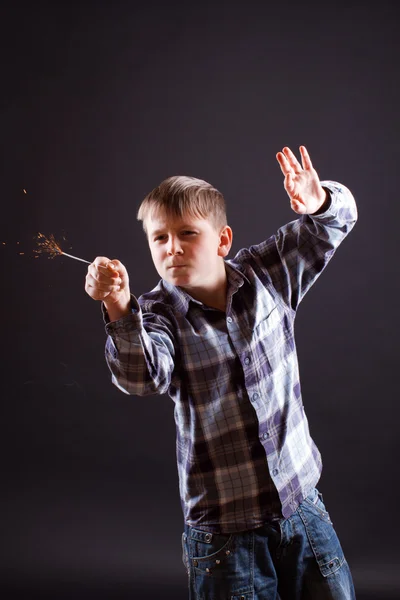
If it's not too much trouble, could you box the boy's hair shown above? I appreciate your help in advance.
[137,176,227,233]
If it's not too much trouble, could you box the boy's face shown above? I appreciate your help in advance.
[145,210,232,291]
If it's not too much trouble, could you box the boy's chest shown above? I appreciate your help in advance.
[174,282,294,393]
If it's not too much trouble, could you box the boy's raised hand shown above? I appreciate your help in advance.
[276,146,327,215]
[85,257,131,319]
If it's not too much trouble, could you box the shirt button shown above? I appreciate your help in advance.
[262,432,269,440]
[252,392,259,402]
[227,316,233,323]
[272,469,279,476]
[244,357,250,365]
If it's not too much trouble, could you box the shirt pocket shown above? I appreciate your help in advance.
[254,305,293,373]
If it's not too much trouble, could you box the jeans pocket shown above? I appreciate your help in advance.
[186,527,253,599]
[298,496,345,578]
[304,488,333,523]
[182,532,189,574]
[188,528,234,573]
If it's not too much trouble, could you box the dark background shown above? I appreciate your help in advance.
[1,1,398,598]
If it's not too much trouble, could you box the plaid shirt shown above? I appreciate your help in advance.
[104,180,357,533]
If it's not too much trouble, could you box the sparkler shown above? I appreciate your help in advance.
[35,233,90,264]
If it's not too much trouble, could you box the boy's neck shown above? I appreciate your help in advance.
[180,271,228,312]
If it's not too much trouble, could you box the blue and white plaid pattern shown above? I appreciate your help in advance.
[104,181,357,533]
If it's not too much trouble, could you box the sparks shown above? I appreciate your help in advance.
[35,233,90,264]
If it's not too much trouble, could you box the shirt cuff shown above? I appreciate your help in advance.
[102,294,142,334]
[310,180,343,220]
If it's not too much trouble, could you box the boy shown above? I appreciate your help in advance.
[85,146,357,599]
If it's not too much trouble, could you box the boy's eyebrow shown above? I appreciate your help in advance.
[149,228,165,237]
[149,223,200,237]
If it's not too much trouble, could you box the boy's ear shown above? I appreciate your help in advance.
[218,225,233,258]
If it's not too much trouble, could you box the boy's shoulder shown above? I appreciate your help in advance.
[137,279,189,318]
[228,235,279,278]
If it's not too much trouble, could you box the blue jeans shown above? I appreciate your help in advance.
[182,489,355,599]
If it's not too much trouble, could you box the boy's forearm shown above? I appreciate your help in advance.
[105,312,175,396]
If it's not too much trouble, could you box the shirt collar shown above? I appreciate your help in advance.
[160,260,250,316]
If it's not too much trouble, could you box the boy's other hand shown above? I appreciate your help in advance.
[276,146,327,215]
[85,257,131,318]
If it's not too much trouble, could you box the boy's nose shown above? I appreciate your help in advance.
[167,239,183,255]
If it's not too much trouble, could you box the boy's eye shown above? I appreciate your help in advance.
[153,231,197,242]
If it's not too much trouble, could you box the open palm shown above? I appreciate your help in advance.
[276,146,327,215]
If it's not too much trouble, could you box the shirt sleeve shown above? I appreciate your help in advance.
[247,180,358,311]
[102,295,176,396]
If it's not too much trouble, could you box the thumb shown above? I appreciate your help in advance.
[106,261,120,277]
[107,261,120,276]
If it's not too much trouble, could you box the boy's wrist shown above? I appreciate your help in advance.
[311,188,331,215]
[103,292,132,322]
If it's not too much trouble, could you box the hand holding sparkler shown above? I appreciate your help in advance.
[34,234,131,321]
[85,257,131,321]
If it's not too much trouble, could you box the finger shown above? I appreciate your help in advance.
[98,264,119,278]
[85,283,108,300]
[282,147,302,173]
[276,152,293,176]
[91,257,121,279]
[85,277,110,300]
[107,259,126,278]
[93,256,112,268]
[86,272,121,292]
[88,263,120,284]
[299,146,313,170]
[284,172,295,195]
[87,265,122,286]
